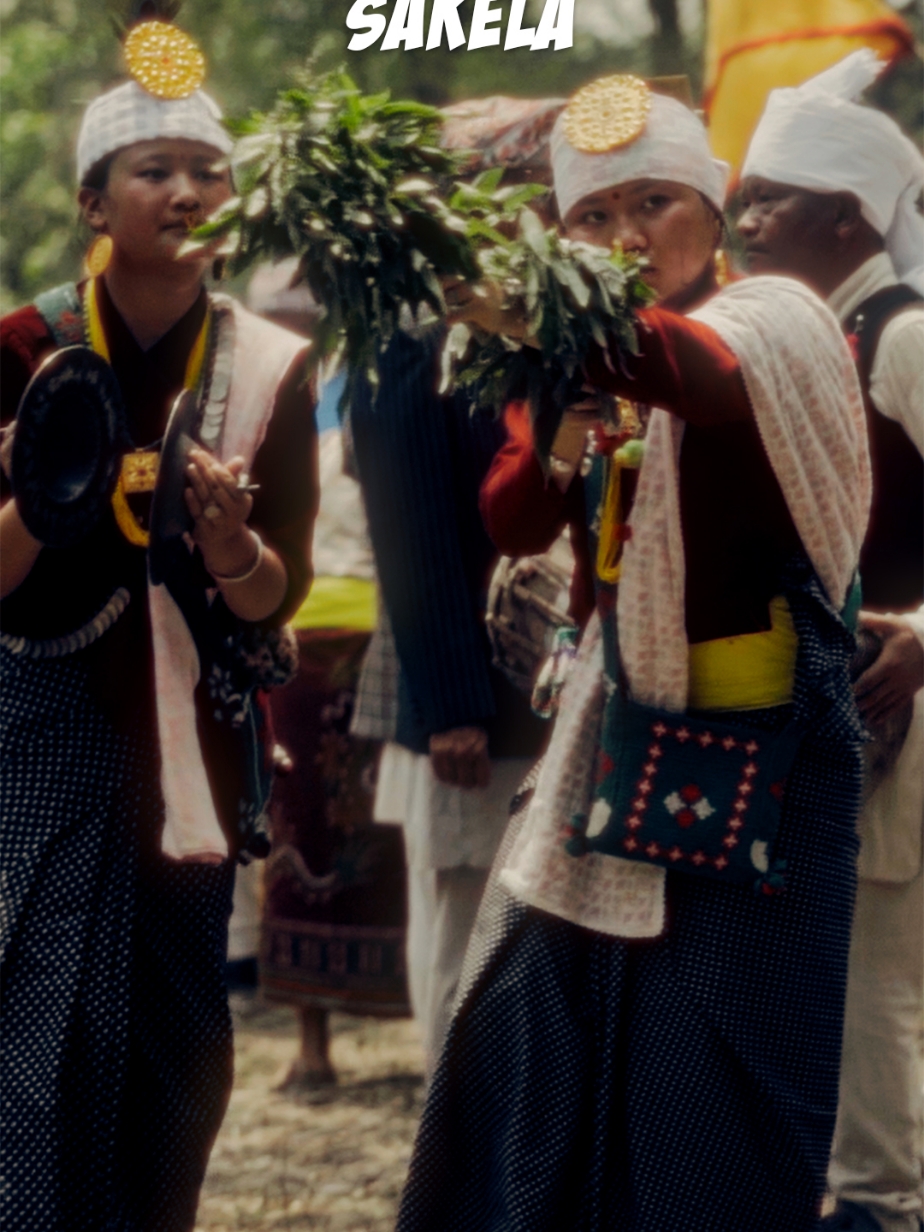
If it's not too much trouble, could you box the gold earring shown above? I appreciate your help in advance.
[714,249,730,288]
[84,233,112,278]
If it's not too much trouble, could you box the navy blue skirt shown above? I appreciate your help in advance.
[0,646,235,1232]
[398,571,864,1232]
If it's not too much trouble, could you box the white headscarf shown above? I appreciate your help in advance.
[551,90,730,224]
[76,79,233,183]
[742,50,924,295]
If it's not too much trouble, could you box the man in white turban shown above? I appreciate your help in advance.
[739,50,924,1232]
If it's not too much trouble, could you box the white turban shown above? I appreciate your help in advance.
[76,79,233,183]
[551,91,730,224]
[742,50,924,295]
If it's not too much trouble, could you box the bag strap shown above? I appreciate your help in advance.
[34,283,84,347]
[845,284,923,396]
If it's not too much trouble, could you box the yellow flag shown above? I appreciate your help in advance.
[704,0,914,175]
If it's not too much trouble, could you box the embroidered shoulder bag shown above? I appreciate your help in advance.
[568,607,805,889]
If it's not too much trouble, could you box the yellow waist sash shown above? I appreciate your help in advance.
[291,576,377,632]
[687,595,797,712]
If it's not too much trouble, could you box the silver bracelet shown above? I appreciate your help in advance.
[209,532,264,584]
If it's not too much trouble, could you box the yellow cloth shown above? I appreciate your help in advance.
[704,0,912,172]
[687,595,798,712]
[291,576,377,632]
[596,461,624,585]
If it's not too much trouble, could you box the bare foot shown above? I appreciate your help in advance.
[273,1005,336,1091]
[274,1055,336,1092]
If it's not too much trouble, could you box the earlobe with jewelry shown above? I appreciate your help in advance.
[84,234,113,278]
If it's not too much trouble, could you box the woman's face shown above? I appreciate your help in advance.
[563,178,720,304]
[80,138,232,275]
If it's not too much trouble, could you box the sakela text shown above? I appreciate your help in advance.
[346,0,574,52]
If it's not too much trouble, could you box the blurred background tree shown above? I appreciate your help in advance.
[0,0,918,311]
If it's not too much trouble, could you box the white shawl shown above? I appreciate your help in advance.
[500,275,870,937]
[155,300,306,864]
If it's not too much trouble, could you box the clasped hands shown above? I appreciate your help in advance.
[430,726,491,790]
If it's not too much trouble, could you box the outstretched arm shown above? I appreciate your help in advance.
[584,308,753,428]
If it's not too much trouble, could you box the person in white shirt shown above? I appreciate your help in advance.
[738,50,924,1232]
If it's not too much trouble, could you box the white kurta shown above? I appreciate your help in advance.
[827,252,924,1232]
[828,252,924,884]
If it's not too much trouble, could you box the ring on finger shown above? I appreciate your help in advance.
[204,503,222,520]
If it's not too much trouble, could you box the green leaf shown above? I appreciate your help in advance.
[473,167,504,194]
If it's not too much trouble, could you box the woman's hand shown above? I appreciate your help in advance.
[184,447,287,621]
[442,277,530,339]
[185,448,255,576]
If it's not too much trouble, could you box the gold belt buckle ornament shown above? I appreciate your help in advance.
[121,450,159,494]
[563,75,652,154]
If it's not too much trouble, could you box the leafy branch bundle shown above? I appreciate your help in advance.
[190,68,541,403]
[189,68,654,441]
[452,210,655,466]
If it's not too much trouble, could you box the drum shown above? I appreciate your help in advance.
[485,530,576,695]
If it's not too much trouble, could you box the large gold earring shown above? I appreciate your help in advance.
[84,233,112,278]
[714,249,730,288]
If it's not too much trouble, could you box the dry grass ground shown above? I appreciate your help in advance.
[195,997,426,1232]
[197,994,840,1229]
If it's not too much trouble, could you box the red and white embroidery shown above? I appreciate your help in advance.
[620,721,763,873]
[663,784,715,829]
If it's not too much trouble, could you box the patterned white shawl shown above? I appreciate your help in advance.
[500,275,870,937]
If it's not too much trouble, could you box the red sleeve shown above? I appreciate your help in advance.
[480,401,578,556]
[585,307,753,427]
[248,351,319,626]
[1,306,56,424]
[1,306,57,504]
[479,401,595,628]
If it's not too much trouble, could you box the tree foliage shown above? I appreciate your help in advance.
[1,0,918,312]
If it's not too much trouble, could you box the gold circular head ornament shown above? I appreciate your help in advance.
[124,21,206,100]
[563,75,652,155]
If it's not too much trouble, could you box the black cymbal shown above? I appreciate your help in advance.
[11,346,127,549]
[148,387,199,585]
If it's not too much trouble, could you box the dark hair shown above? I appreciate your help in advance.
[700,192,727,245]
[80,153,116,192]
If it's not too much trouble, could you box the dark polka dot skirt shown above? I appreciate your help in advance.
[1,646,235,1231]
[397,562,864,1232]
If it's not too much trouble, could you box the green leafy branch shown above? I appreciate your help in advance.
[187,67,542,405]
[451,211,655,466]
[186,67,653,434]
